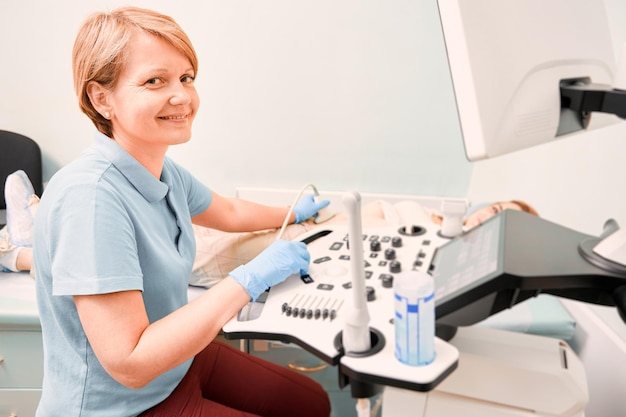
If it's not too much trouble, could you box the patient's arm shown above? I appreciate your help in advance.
[323,200,390,227]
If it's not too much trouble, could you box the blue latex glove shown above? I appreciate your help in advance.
[230,240,310,301]
[294,194,330,224]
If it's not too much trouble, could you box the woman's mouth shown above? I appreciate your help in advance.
[159,113,190,120]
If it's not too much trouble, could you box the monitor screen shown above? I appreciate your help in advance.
[437,0,619,161]
[431,215,503,307]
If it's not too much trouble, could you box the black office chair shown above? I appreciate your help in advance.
[0,130,43,228]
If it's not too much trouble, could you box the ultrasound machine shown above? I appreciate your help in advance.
[224,0,626,415]
[224,188,626,416]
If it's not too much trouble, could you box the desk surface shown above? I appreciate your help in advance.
[0,272,208,330]
[0,271,39,329]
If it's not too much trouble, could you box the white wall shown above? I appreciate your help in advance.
[0,0,471,198]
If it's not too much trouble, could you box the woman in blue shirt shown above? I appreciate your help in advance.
[33,7,330,417]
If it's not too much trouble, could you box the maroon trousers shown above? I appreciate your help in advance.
[139,341,331,417]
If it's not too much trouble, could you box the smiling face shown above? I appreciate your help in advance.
[463,201,522,229]
[103,31,199,155]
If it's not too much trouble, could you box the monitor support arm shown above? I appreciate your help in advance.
[560,80,626,127]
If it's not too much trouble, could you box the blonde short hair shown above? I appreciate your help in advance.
[72,7,198,137]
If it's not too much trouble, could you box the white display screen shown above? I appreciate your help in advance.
[438,0,617,161]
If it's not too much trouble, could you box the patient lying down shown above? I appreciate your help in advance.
[189,199,538,288]
[0,171,537,286]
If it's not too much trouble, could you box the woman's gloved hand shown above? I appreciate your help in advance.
[294,194,330,223]
[230,239,310,301]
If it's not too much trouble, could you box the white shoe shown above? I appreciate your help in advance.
[4,170,39,248]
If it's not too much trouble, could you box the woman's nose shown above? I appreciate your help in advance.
[169,83,192,106]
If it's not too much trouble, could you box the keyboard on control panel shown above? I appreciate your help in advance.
[277,225,447,324]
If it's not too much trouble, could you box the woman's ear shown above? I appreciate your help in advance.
[86,81,112,119]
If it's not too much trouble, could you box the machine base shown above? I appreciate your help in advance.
[382,327,588,417]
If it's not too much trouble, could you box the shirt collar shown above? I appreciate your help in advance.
[93,132,169,203]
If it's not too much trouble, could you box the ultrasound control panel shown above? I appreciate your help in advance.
[223,222,460,391]
[279,226,443,326]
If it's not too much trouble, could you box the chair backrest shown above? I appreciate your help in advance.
[0,130,43,210]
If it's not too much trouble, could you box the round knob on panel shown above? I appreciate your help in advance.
[389,260,402,273]
[366,286,376,302]
[384,248,396,260]
[391,236,403,248]
[381,274,394,288]
[370,240,382,252]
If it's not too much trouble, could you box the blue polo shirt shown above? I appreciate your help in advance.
[34,132,212,417]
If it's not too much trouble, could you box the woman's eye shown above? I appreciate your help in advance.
[146,78,163,86]
[181,75,195,84]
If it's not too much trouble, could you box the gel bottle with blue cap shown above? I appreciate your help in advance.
[394,270,436,366]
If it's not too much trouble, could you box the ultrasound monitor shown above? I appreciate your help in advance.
[437,0,620,161]
[431,209,626,334]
